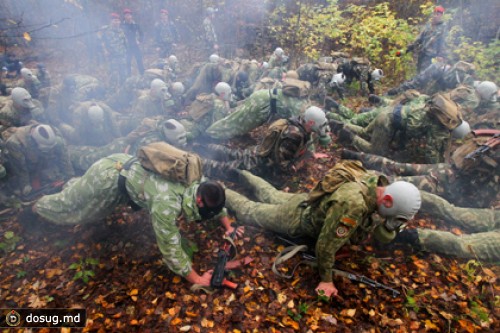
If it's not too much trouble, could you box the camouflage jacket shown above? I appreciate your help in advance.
[0,100,46,129]
[154,20,179,46]
[101,25,127,58]
[302,173,384,282]
[410,20,447,58]
[203,17,217,45]
[184,96,229,140]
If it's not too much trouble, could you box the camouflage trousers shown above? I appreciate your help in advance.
[108,56,127,90]
[69,138,130,174]
[327,105,381,127]
[199,144,275,181]
[417,228,500,262]
[225,170,309,238]
[35,155,129,225]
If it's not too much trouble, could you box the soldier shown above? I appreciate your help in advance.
[335,93,470,164]
[181,82,232,141]
[198,106,331,181]
[203,7,219,56]
[468,81,499,129]
[341,129,499,209]
[18,68,42,99]
[406,6,448,73]
[183,54,224,103]
[154,9,179,58]
[386,60,476,96]
[206,85,310,140]
[69,103,121,146]
[101,13,128,87]
[263,47,289,80]
[336,57,380,95]
[0,87,46,129]
[122,8,144,76]
[225,167,422,297]
[130,79,175,120]
[395,201,499,262]
[27,153,239,288]
[2,124,74,197]
[69,118,187,173]
[169,81,186,114]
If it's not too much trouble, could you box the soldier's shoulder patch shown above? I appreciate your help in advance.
[336,225,349,238]
[340,216,357,227]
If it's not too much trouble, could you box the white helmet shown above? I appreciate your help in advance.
[21,68,35,81]
[214,82,232,101]
[168,55,178,64]
[475,81,498,102]
[209,54,220,63]
[330,73,346,87]
[371,69,384,81]
[171,82,185,96]
[451,120,471,139]
[206,7,216,15]
[304,106,329,136]
[378,181,421,229]
[274,47,284,57]
[87,105,105,124]
[11,87,35,109]
[150,79,169,99]
[161,119,187,147]
[31,124,57,152]
[261,62,269,69]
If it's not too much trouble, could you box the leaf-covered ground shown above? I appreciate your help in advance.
[1,134,499,332]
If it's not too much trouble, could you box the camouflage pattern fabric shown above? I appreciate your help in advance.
[327,104,381,127]
[35,153,217,277]
[130,92,175,119]
[417,229,500,262]
[101,25,128,87]
[3,125,74,191]
[0,99,46,129]
[180,96,229,141]
[206,89,309,140]
[203,17,217,46]
[347,96,452,164]
[154,20,179,58]
[184,63,222,102]
[225,170,383,283]
[408,20,448,72]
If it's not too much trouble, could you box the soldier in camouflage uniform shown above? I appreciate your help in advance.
[154,9,179,58]
[2,124,74,196]
[180,82,231,142]
[0,87,46,130]
[406,6,448,73]
[31,153,236,287]
[183,55,224,103]
[386,60,475,97]
[69,118,187,174]
[101,13,128,88]
[336,94,460,164]
[226,168,421,297]
[206,87,310,140]
[342,130,499,209]
[68,103,121,146]
[130,79,175,120]
[261,48,289,80]
[198,106,331,181]
[17,68,42,100]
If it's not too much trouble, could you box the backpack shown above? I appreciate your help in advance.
[306,160,368,205]
[256,119,289,157]
[187,93,215,121]
[442,61,476,88]
[136,142,202,185]
[281,78,311,98]
[427,92,462,130]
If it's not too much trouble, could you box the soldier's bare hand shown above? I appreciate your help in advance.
[315,282,338,298]
[226,226,245,238]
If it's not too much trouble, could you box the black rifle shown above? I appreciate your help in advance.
[210,228,238,289]
[276,236,401,298]
[465,133,499,161]
[22,180,65,202]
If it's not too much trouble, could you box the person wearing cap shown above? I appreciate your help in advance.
[69,117,188,174]
[25,151,240,289]
[334,92,466,164]
[154,9,179,58]
[0,87,46,130]
[406,6,448,73]
[2,124,74,197]
[101,12,128,87]
[225,165,422,298]
[203,7,218,57]
[196,106,331,182]
[121,8,144,76]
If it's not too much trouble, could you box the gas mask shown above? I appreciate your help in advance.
[197,197,224,220]
[161,119,187,147]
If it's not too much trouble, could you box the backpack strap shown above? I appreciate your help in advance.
[269,88,279,120]
[117,157,143,211]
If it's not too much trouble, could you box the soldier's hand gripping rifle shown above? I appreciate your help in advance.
[21,180,65,202]
[275,236,401,298]
[465,130,500,161]
[210,228,238,289]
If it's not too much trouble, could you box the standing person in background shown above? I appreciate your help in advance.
[203,7,219,57]
[406,6,448,73]
[154,9,179,58]
[101,13,128,88]
[122,8,145,76]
